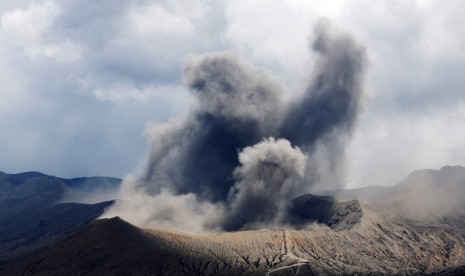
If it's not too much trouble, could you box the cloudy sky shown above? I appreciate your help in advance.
[1,0,464,188]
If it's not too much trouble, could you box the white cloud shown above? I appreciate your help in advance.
[285,0,345,18]
[224,0,311,82]
[1,2,57,42]
[1,2,82,64]
[347,104,465,188]
[127,4,195,37]
[34,40,82,64]
[92,83,192,109]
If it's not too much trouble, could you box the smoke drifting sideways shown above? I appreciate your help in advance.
[103,22,367,232]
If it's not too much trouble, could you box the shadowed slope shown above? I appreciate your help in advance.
[0,201,114,257]
[2,209,465,275]
[0,171,120,257]
[0,217,258,275]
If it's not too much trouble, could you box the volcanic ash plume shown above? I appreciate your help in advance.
[103,22,367,231]
[142,51,285,203]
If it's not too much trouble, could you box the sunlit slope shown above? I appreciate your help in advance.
[2,207,465,275]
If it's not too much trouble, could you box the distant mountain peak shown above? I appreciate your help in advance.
[9,171,48,178]
[440,165,465,171]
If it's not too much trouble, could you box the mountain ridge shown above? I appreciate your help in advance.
[0,172,121,258]
[2,166,465,274]
[2,208,465,275]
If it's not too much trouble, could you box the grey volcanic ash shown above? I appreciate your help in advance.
[103,21,367,232]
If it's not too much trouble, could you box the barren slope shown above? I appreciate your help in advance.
[2,205,465,275]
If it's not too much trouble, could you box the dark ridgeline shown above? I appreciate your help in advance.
[0,171,120,257]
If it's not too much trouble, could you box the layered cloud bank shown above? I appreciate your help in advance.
[103,22,366,231]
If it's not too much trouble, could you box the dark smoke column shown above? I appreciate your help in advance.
[281,22,367,191]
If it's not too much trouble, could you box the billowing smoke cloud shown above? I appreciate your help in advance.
[103,22,367,231]
[222,138,307,230]
[104,176,224,232]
